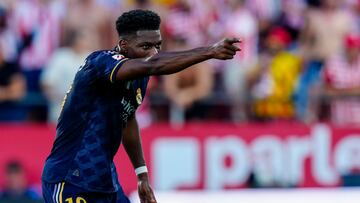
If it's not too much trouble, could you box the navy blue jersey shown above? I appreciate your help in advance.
[42,50,149,193]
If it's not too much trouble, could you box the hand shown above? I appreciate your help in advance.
[210,38,241,60]
[138,175,157,203]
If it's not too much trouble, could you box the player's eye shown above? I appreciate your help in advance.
[142,45,151,50]
[155,44,161,50]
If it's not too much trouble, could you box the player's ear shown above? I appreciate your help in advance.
[119,39,128,54]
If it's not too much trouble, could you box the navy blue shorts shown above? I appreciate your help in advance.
[42,181,130,203]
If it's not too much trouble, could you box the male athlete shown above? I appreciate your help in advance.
[42,9,240,203]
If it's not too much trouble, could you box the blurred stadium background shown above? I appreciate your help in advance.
[0,0,359,202]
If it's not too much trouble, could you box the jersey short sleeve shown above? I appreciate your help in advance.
[88,51,129,83]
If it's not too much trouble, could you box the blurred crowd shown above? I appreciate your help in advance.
[0,0,359,127]
[0,161,42,203]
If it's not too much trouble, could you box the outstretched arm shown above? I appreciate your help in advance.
[122,115,156,203]
[116,38,241,81]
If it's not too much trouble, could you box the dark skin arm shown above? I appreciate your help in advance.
[116,38,241,81]
[122,115,156,203]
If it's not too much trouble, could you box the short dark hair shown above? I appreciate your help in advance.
[116,9,161,37]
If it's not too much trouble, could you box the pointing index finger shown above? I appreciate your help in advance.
[225,38,241,44]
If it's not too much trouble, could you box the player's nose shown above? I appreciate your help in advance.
[148,48,159,57]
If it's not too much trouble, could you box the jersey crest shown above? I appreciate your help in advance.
[136,88,142,105]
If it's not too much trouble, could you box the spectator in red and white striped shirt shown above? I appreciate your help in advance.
[13,0,65,71]
[12,0,65,93]
[0,5,18,63]
[322,34,360,126]
[163,0,205,47]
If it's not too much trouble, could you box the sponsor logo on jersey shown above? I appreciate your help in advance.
[121,98,135,122]
[112,54,125,60]
[136,88,142,105]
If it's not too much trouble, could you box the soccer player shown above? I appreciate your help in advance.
[42,9,240,203]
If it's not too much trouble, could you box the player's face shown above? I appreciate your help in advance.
[125,30,162,59]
